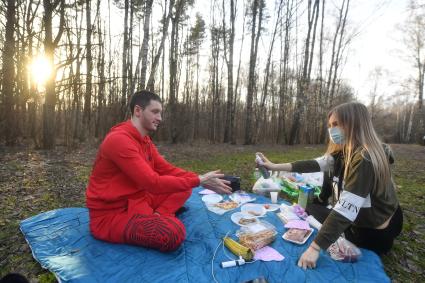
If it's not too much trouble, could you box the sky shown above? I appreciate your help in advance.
[342,0,413,103]
[190,0,415,104]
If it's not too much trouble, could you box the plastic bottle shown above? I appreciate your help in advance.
[298,185,313,209]
[253,168,261,180]
[255,154,270,179]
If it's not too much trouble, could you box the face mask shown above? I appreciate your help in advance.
[328,127,345,145]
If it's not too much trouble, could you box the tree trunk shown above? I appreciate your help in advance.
[223,0,235,143]
[42,0,65,149]
[288,0,319,145]
[96,0,106,138]
[255,0,284,142]
[2,0,16,145]
[147,0,175,91]
[121,0,129,119]
[245,0,263,145]
[139,0,154,89]
[83,0,92,138]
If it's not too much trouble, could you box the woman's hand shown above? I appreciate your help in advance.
[199,170,232,194]
[297,244,320,269]
[256,152,275,170]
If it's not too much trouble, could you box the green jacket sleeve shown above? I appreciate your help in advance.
[314,153,374,249]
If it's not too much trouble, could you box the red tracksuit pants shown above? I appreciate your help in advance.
[89,190,191,252]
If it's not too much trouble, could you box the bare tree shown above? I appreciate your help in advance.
[83,0,93,137]
[146,0,175,91]
[42,0,65,149]
[244,0,265,145]
[223,0,236,143]
[288,0,320,145]
[1,0,17,145]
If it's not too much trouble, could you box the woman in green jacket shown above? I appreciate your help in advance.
[257,102,403,269]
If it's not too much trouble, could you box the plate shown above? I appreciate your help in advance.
[201,194,223,204]
[282,228,313,245]
[231,212,259,226]
[262,203,280,212]
[240,203,267,217]
[229,193,256,204]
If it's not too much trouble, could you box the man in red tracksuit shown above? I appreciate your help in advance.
[86,90,231,252]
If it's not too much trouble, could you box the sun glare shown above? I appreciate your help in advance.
[30,55,53,85]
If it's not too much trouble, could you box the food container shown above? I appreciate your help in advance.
[298,185,314,209]
[237,220,277,251]
[282,228,313,245]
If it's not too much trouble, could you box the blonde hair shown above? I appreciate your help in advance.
[325,102,391,194]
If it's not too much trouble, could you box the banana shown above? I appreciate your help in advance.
[223,236,254,261]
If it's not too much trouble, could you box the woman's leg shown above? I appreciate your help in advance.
[345,206,403,255]
[306,203,331,224]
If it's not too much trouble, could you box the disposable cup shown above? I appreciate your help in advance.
[270,192,278,204]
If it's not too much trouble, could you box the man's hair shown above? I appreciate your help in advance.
[129,90,162,115]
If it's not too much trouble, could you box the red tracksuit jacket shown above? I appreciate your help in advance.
[86,120,200,211]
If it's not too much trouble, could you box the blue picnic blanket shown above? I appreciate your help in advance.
[20,187,390,283]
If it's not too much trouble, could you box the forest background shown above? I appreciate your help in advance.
[1,0,424,148]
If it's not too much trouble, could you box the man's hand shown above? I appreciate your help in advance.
[297,243,320,270]
[199,170,232,194]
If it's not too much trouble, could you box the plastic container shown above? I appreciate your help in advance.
[237,220,277,251]
[298,185,314,209]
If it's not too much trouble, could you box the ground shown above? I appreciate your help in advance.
[0,143,424,282]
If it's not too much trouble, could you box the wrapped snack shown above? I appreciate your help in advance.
[277,205,300,224]
[282,228,313,244]
[327,237,362,263]
[237,221,277,251]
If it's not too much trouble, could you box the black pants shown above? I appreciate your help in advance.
[306,203,403,255]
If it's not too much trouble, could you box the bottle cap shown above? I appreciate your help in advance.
[300,185,313,193]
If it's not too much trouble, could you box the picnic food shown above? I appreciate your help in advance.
[284,228,309,242]
[327,237,361,262]
[239,229,276,251]
[223,236,254,261]
[238,217,257,225]
[237,221,277,251]
[247,210,262,216]
[214,201,238,210]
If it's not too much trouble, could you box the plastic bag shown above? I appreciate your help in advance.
[252,177,281,195]
[327,237,362,263]
[236,220,277,251]
[276,204,300,223]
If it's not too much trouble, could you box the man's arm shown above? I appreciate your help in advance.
[103,133,199,194]
[151,145,198,178]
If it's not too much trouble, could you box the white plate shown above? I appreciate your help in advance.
[262,203,280,212]
[229,193,256,204]
[201,194,223,204]
[282,229,313,245]
[231,212,259,226]
[240,203,267,217]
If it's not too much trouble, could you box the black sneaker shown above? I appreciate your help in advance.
[175,206,188,216]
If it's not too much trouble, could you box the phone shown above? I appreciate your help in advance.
[221,175,241,192]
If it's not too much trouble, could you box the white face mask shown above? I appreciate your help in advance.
[328,127,345,145]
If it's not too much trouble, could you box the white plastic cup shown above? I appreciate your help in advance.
[270,192,278,204]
